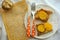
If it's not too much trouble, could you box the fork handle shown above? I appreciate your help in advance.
[32,19,35,37]
[26,16,30,37]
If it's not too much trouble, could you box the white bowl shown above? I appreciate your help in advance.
[24,4,59,39]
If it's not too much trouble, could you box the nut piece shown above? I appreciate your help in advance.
[2,0,13,10]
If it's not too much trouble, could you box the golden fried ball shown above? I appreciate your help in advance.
[38,11,48,21]
[44,22,52,31]
[37,24,45,33]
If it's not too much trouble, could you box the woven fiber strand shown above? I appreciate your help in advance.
[1,0,28,40]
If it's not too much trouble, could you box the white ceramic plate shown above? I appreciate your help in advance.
[24,4,59,39]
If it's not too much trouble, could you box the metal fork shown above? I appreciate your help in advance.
[31,3,36,37]
[31,3,36,19]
